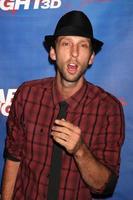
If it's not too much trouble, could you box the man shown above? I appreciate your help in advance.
[1,10,125,200]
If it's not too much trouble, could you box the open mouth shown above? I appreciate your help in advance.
[67,63,78,74]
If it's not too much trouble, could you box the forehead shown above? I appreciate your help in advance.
[56,36,91,43]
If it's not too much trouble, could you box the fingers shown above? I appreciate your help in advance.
[51,119,82,154]
[52,125,70,136]
[54,119,80,134]
[51,130,69,141]
[52,136,67,147]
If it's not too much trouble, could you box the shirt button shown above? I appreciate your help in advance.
[47,173,50,178]
[40,128,43,133]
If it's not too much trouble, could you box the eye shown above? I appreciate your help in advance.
[80,43,89,48]
[60,40,71,47]
[63,42,69,46]
[62,41,70,46]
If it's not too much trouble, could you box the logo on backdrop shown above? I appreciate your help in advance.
[0,0,62,11]
[0,0,112,12]
[0,89,17,117]
[0,88,127,117]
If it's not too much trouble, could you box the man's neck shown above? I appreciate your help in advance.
[56,77,84,100]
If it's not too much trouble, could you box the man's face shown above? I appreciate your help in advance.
[50,36,95,83]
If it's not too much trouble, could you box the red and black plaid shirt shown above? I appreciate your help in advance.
[5,77,125,200]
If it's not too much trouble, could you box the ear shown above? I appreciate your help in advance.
[49,47,56,61]
[88,52,95,65]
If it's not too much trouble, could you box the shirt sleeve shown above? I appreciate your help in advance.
[103,97,125,174]
[90,95,125,196]
[4,83,26,161]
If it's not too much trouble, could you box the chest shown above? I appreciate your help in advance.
[22,98,108,150]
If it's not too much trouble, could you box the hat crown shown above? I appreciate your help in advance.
[54,10,93,38]
[44,10,103,54]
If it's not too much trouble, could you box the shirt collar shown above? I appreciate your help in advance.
[52,78,88,109]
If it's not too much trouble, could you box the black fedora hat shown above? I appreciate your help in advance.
[44,10,103,54]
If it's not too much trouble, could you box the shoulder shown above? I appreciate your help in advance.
[13,77,54,101]
[86,81,122,108]
[16,77,54,93]
[20,77,54,89]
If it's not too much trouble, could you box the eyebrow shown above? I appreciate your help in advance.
[56,36,91,43]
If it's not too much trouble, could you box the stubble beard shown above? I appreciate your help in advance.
[57,65,87,83]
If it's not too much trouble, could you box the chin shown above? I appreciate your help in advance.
[63,75,83,83]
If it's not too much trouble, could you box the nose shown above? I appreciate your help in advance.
[71,44,79,58]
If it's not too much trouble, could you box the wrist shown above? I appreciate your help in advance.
[73,140,85,157]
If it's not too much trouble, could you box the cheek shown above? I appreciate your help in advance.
[79,53,91,65]
[56,50,70,62]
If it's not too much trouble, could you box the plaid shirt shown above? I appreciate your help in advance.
[5,77,125,200]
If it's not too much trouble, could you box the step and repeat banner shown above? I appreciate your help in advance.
[0,0,133,199]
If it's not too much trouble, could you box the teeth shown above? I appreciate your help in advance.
[67,63,78,74]
[69,63,76,66]
[68,64,77,68]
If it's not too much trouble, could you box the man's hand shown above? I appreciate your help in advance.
[51,119,83,154]
[51,119,111,191]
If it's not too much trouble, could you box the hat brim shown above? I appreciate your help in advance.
[44,35,103,54]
